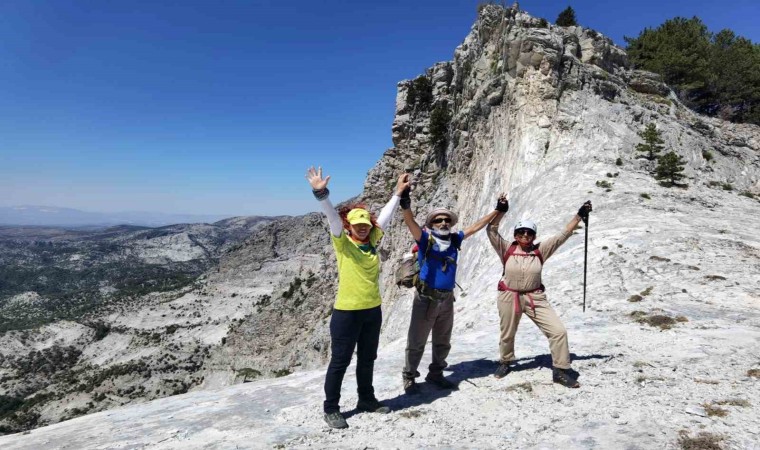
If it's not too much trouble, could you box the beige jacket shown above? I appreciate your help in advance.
[486,225,572,291]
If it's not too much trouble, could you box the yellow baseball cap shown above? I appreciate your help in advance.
[347,208,372,226]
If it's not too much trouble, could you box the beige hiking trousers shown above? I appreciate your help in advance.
[496,290,571,369]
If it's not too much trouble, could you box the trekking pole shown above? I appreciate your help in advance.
[582,211,589,313]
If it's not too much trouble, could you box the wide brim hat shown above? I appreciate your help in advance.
[425,208,458,227]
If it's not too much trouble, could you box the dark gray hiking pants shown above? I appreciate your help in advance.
[402,290,455,379]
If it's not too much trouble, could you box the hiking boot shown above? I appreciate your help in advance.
[356,398,391,414]
[425,373,458,390]
[323,411,348,429]
[403,377,420,395]
[494,362,511,379]
[552,368,580,388]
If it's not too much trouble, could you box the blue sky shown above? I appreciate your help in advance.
[1,0,758,216]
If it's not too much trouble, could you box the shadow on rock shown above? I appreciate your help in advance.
[508,353,613,381]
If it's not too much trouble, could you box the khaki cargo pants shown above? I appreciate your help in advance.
[403,290,455,379]
[496,290,571,369]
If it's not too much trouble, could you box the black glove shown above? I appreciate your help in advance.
[495,197,509,213]
[399,187,411,210]
[578,201,592,222]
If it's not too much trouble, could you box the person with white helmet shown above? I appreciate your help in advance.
[486,200,592,388]
[398,182,509,394]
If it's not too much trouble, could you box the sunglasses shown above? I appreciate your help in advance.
[514,228,536,236]
[431,217,452,224]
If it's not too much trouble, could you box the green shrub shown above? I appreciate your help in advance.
[595,180,613,189]
[407,76,433,109]
[615,157,623,166]
[272,369,291,378]
[702,150,713,161]
[555,6,577,26]
[640,193,651,199]
[430,102,451,148]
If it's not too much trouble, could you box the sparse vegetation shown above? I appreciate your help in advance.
[678,430,724,450]
[704,275,727,281]
[399,409,425,419]
[701,402,728,417]
[747,368,760,378]
[714,399,750,407]
[640,286,654,296]
[555,6,577,27]
[430,102,452,149]
[655,151,687,187]
[636,123,665,161]
[702,150,713,161]
[407,76,433,110]
[595,180,613,189]
[628,295,643,303]
[505,382,532,393]
[630,311,678,330]
[640,193,651,199]
[616,157,623,166]
[272,369,292,378]
[238,368,262,382]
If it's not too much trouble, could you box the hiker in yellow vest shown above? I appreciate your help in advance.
[306,166,410,429]
[487,201,592,388]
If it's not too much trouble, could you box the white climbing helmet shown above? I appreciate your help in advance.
[513,219,537,234]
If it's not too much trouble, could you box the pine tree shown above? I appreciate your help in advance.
[655,152,687,186]
[555,7,577,27]
[429,102,451,148]
[635,123,665,161]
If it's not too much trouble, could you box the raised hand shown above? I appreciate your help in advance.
[578,200,592,222]
[397,173,412,197]
[306,166,331,191]
[495,193,509,212]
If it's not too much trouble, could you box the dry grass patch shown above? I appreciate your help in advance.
[694,378,719,385]
[505,382,532,393]
[702,403,728,417]
[676,315,689,323]
[747,368,760,378]
[678,430,724,450]
[398,409,426,419]
[715,399,750,407]
[704,275,727,281]
[633,313,677,330]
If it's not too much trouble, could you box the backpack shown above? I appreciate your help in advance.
[502,241,543,269]
[497,242,545,294]
[394,232,461,288]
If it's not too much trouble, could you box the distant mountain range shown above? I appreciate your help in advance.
[0,205,235,227]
